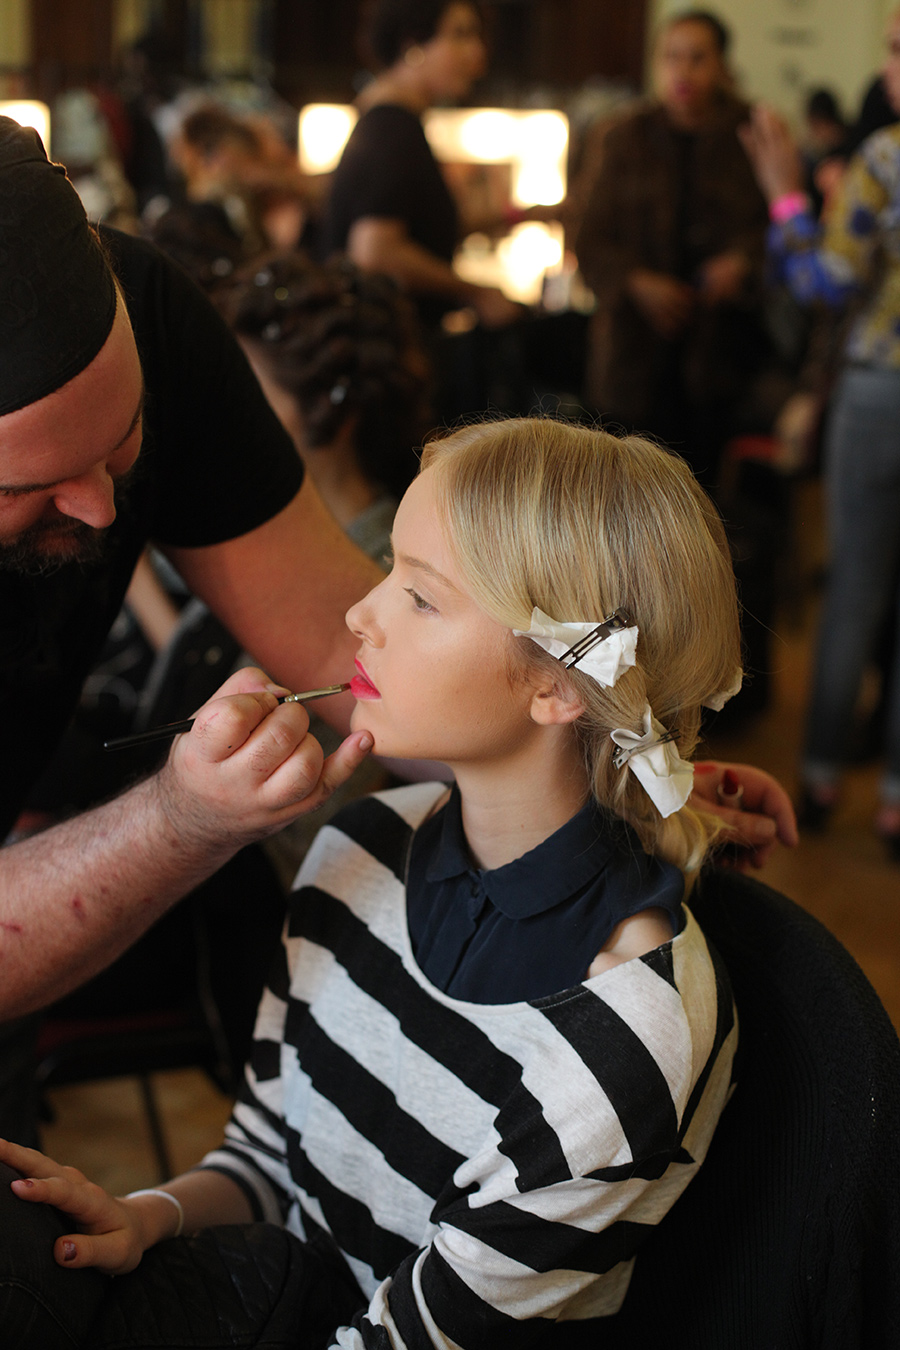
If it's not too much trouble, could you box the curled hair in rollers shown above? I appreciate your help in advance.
[216,253,430,500]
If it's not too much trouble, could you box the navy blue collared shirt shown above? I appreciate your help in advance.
[406,785,685,1004]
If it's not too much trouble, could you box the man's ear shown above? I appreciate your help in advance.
[529,675,584,726]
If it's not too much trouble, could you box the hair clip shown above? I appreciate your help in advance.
[513,606,638,688]
[559,608,633,670]
[610,706,694,818]
[611,726,677,769]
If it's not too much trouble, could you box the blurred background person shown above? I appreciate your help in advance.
[574,8,769,489]
[741,10,900,854]
[323,0,518,330]
[148,102,309,284]
[321,0,522,422]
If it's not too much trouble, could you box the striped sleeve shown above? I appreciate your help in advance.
[195,953,296,1225]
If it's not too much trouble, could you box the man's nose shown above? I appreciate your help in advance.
[52,464,117,529]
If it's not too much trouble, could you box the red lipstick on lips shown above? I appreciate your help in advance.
[350,659,381,700]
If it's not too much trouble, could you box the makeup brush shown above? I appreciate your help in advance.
[103,682,351,751]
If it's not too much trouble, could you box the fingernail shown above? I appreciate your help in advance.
[17,1178,35,1188]
[693,762,716,774]
[265,682,290,696]
[357,733,373,752]
[63,1242,77,1262]
[722,768,740,795]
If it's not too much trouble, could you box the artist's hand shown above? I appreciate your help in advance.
[626,268,696,338]
[738,104,805,203]
[692,761,799,870]
[0,1139,151,1275]
[156,666,372,851]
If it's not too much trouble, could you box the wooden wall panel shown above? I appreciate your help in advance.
[19,1,649,105]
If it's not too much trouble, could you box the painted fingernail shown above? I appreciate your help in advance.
[63,1241,77,1261]
[693,762,716,774]
[20,1178,35,1188]
[722,769,740,795]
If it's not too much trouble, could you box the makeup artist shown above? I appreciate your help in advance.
[0,118,794,1147]
[0,116,378,1140]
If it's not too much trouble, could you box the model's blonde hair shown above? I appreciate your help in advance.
[420,417,742,876]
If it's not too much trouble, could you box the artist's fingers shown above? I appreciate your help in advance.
[713,804,778,850]
[192,665,287,708]
[284,731,374,814]
[187,689,292,764]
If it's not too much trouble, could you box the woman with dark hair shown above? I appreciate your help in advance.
[322,0,519,332]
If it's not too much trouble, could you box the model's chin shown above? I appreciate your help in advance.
[349,703,378,745]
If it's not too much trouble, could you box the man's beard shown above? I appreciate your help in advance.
[0,465,137,577]
[0,517,110,576]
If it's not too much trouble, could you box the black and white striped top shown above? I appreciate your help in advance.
[199,783,738,1348]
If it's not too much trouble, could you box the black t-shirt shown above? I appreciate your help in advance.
[323,104,458,324]
[0,229,303,839]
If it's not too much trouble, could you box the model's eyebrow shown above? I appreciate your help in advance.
[392,545,460,592]
[0,384,145,495]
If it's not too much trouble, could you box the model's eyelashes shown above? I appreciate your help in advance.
[405,587,438,614]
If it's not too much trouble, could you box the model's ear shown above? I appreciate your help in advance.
[529,674,584,726]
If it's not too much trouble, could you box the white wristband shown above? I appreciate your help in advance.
[125,1187,184,1238]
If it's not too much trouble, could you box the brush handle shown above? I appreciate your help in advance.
[103,683,350,752]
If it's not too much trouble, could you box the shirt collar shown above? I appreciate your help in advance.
[423,783,622,920]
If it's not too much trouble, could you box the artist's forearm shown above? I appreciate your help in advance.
[0,775,236,1019]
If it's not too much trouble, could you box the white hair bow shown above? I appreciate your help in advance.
[610,705,694,818]
[513,607,638,687]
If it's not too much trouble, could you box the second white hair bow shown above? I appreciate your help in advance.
[513,607,638,687]
[609,706,694,818]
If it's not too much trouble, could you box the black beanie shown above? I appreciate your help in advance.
[0,116,117,417]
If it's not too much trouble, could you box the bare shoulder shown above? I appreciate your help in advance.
[586,906,675,978]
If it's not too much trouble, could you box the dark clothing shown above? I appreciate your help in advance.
[847,75,898,156]
[0,228,303,843]
[0,1161,362,1350]
[575,96,769,479]
[408,783,684,1002]
[322,104,459,327]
